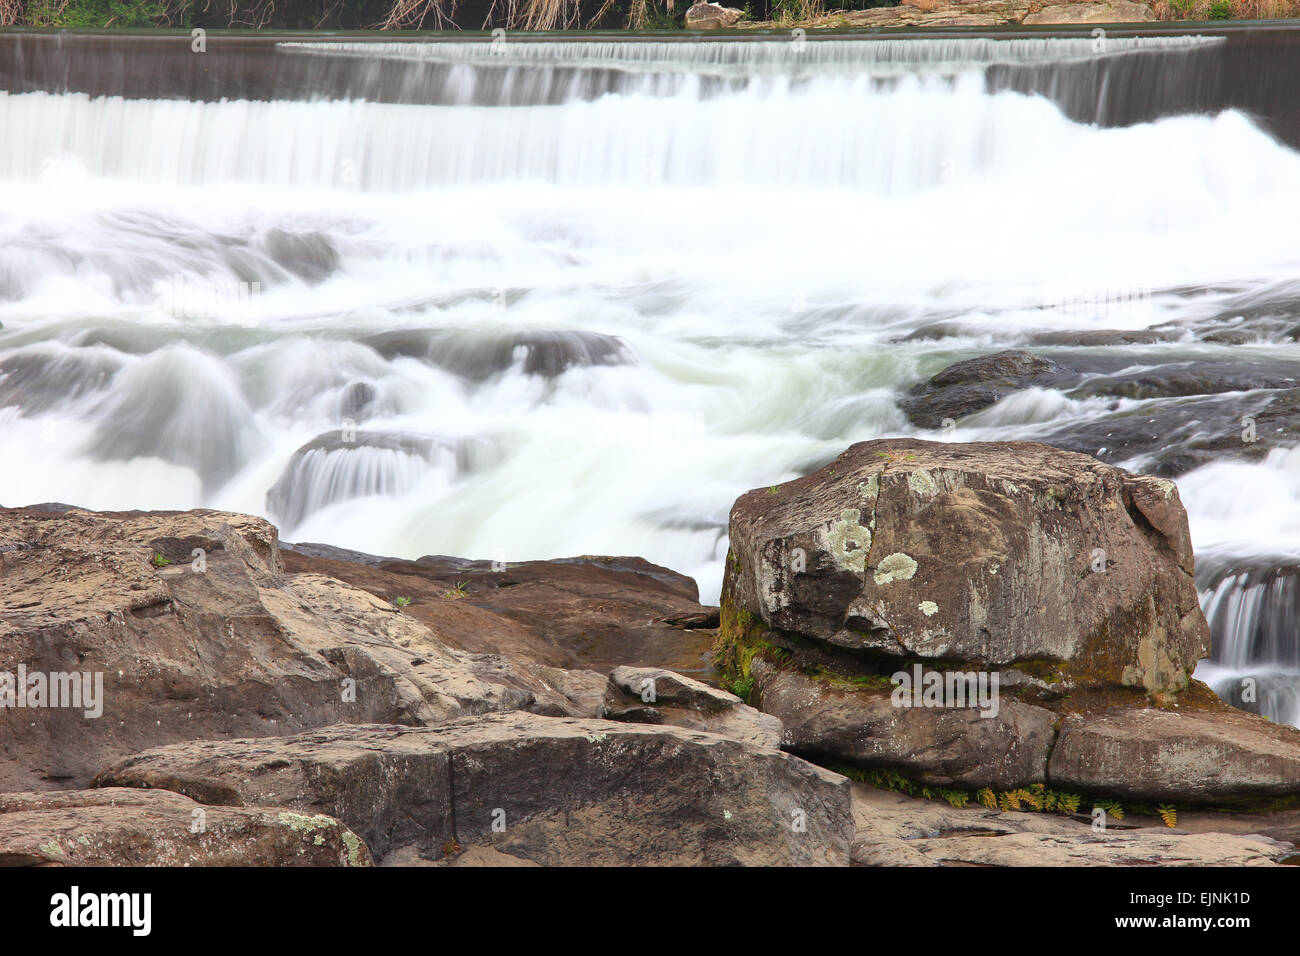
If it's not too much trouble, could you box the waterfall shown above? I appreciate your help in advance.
[1,30,1298,723]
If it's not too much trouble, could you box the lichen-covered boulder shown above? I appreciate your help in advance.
[721,438,1209,695]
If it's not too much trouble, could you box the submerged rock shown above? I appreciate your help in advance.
[898,349,1078,428]
[363,327,628,380]
[1040,386,1300,477]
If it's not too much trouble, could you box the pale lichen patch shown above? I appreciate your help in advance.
[828,509,872,573]
[907,470,937,498]
[874,552,917,585]
[918,600,938,617]
[341,829,366,867]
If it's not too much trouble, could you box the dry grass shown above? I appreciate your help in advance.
[0,0,23,26]
[381,0,460,28]
[769,0,826,25]
[1151,0,1300,17]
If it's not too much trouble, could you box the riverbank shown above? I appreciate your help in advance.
[4,0,1298,31]
[4,440,1300,865]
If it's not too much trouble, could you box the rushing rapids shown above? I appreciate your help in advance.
[0,29,1297,722]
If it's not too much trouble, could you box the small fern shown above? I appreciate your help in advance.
[1054,791,1081,815]
[941,789,969,809]
[1157,805,1177,828]
[1094,799,1125,821]
[977,787,997,809]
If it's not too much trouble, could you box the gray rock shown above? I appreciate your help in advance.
[753,661,1056,790]
[1023,0,1155,23]
[724,438,1209,695]
[1049,707,1300,803]
[95,714,854,866]
[0,507,528,792]
[605,666,783,748]
[899,350,1078,429]
[0,788,370,866]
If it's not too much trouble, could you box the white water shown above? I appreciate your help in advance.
[1,36,1298,717]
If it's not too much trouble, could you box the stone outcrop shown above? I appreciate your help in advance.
[0,506,714,792]
[1023,0,1155,22]
[719,438,1300,805]
[0,788,370,866]
[95,714,854,866]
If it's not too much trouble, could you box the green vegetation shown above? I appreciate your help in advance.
[23,0,168,27]
[443,581,470,600]
[150,552,171,568]
[392,596,411,608]
[837,767,1186,827]
[3,0,905,30]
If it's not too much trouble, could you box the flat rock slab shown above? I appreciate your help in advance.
[0,788,370,866]
[95,713,853,866]
[1049,707,1300,803]
[280,546,718,678]
[754,661,1056,790]
[850,784,1292,867]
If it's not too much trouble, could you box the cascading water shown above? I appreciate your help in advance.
[1,31,1297,722]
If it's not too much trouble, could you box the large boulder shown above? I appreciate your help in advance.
[721,438,1208,695]
[95,713,854,866]
[0,788,370,866]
